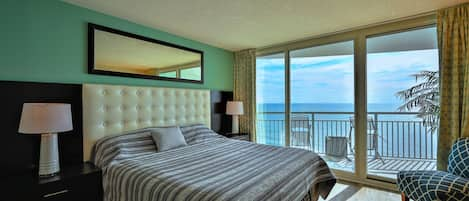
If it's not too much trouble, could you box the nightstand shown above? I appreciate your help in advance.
[226,133,250,141]
[0,162,102,201]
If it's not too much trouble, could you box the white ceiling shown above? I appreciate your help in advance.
[62,0,468,51]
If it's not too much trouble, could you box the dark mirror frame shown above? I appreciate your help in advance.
[88,23,204,84]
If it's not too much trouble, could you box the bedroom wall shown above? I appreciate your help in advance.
[0,0,234,91]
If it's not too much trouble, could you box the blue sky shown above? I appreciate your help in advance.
[256,49,439,106]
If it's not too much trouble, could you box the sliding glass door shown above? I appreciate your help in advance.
[255,16,439,185]
[256,53,286,146]
[366,26,439,180]
[290,41,355,173]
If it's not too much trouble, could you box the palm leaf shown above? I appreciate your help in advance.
[395,70,439,132]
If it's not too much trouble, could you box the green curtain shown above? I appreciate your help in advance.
[437,3,469,170]
[233,49,256,141]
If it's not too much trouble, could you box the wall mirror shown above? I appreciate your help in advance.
[88,23,203,83]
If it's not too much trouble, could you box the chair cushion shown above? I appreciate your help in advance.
[397,170,469,201]
[448,138,469,178]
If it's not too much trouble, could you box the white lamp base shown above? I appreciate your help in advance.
[232,115,239,133]
[39,133,60,177]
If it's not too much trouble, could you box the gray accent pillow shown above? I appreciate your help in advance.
[151,126,187,151]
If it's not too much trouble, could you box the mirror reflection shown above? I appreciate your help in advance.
[90,24,203,82]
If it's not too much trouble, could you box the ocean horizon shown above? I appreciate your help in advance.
[257,103,418,121]
[258,102,401,112]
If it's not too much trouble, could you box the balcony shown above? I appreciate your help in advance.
[256,112,438,179]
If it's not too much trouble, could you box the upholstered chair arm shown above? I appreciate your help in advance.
[447,138,469,178]
[398,170,469,201]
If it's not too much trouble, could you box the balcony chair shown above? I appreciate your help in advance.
[348,116,385,164]
[325,136,352,161]
[398,138,469,201]
[290,114,311,149]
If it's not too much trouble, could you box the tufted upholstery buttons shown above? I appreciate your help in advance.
[82,84,211,162]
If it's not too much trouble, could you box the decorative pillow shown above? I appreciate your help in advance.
[180,124,225,145]
[151,126,187,151]
[92,129,157,168]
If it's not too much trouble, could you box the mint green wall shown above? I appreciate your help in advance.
[0,0,234,91]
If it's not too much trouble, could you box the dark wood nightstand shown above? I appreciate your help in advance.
[0,162,102,201]
[226,133,250,141]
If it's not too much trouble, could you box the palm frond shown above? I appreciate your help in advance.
[395,70,440,133]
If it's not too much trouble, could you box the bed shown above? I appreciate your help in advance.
[82,84,336,201]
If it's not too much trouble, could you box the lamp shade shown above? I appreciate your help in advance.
[18,103,73,134]
[226,101,244,115]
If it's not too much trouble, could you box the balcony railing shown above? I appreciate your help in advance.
[256,112,438,160]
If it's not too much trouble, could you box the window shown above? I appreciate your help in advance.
[159,71,177,78]
[290,41,355,173]
[366,27,439,180]
[180,67,201,80]
[255,16,439,185]
[256,53,286,146]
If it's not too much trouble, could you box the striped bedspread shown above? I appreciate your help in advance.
[93,125,336,201]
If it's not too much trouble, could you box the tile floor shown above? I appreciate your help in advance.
[319,182,401,201]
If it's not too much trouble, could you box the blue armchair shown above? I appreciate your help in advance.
[397,138,469,201]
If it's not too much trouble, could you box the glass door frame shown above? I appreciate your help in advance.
[257,36,363,180]
[363,24,439,183]
[256,14,437,190]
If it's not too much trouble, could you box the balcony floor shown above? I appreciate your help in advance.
[318,154,437,179]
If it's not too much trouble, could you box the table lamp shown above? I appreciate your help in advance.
[226,101,244,133]
[18,103,73,177]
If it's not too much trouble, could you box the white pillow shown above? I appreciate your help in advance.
[151,126,187,151]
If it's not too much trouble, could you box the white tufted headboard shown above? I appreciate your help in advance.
[82,84,211,161]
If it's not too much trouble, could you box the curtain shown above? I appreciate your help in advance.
[437,3,469,170]
[233,49,256,141]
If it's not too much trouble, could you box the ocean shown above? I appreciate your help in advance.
[256,103,438,160]
[257,103,419,120]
